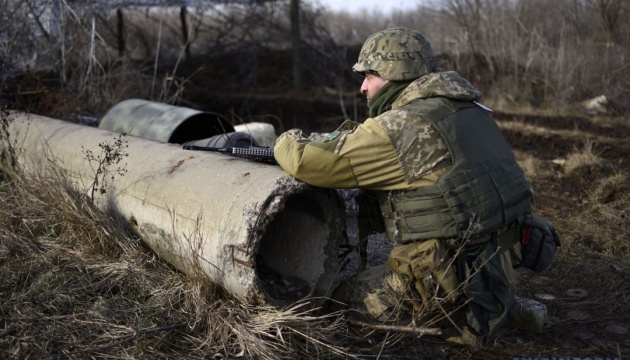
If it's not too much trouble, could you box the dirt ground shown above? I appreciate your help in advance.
[490,111,629,357]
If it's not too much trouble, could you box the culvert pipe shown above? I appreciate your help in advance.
[99,99,278,148]
[233,122,277,147]
[7,112,345,307]
[98,98,235,144]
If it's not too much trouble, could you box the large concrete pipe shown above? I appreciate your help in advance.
[8,112,345,307]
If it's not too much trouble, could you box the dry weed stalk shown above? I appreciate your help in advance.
[217,300,352,360]
[81,133,128,201]
[0,105,18,180]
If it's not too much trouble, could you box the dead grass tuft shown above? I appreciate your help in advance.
[0,160,356,359]
[593,173,629,206]
[582,172,630,259]
[564,140,603,174]
[513,150,546,181]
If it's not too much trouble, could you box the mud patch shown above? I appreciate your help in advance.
[494,112,630,139]
[501,128,579,159]
[561,163,619,192]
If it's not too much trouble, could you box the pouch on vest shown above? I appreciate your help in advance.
[458,242,515,336]
[513,214,561,273]
[386,239,459,308]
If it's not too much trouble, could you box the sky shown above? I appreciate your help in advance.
[309,0,419,14]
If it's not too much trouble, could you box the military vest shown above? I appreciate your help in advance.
[375,97,532,243]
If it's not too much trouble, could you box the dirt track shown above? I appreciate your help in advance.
[326,109,629,358]
[467,111,629,358]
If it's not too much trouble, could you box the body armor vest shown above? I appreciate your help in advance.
[376,97,532,243]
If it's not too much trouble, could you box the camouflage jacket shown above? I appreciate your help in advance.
[273,71,481,191]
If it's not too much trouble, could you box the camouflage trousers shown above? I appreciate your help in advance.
[332,264,409,322]
[331,239,520,328]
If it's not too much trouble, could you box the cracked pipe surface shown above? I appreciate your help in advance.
[7,112,345,306]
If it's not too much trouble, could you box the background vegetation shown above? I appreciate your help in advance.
[1,0,628,124]
[1,0,629,359]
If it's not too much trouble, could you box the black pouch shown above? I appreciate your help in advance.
[515,214,561,273]
[356,190,386,235]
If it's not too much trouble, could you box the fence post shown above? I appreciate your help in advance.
[290,0,302,89]
[180,6,191,65]
[117,8,125,56]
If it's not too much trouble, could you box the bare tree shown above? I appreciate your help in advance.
[590,0,623,44]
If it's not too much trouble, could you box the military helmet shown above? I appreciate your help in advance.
[353,27,437,81]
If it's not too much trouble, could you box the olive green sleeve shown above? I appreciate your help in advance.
[273,128,359,188]
[273,119,410,190]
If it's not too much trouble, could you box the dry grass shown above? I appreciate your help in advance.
[563,140,604,174]
[490,110,630,357]
[513,150,545,181]
[0,157,358,359]
[560,170,630,259]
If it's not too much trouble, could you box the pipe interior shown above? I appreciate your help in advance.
[256,192,336,304]
[169,113,234,144]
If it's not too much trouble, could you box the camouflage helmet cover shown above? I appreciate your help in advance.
[353,27,437,81]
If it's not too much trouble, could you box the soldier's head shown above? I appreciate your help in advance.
[353,28,437,82]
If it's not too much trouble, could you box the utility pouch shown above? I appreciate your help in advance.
[514,214,561,273]
[386,239,459,306]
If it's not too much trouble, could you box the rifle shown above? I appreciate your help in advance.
[183,145,277,165]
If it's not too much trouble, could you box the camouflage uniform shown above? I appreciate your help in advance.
[274,28,531,338]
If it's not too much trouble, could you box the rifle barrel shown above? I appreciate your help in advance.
[183,145,228,153]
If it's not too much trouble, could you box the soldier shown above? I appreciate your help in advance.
[273,28,536,343]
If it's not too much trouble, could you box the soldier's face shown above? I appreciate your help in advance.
[360,73,388,102]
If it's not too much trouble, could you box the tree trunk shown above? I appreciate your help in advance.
[290,0,302,89]
[117,8,125,57]
[180,6,192,65]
